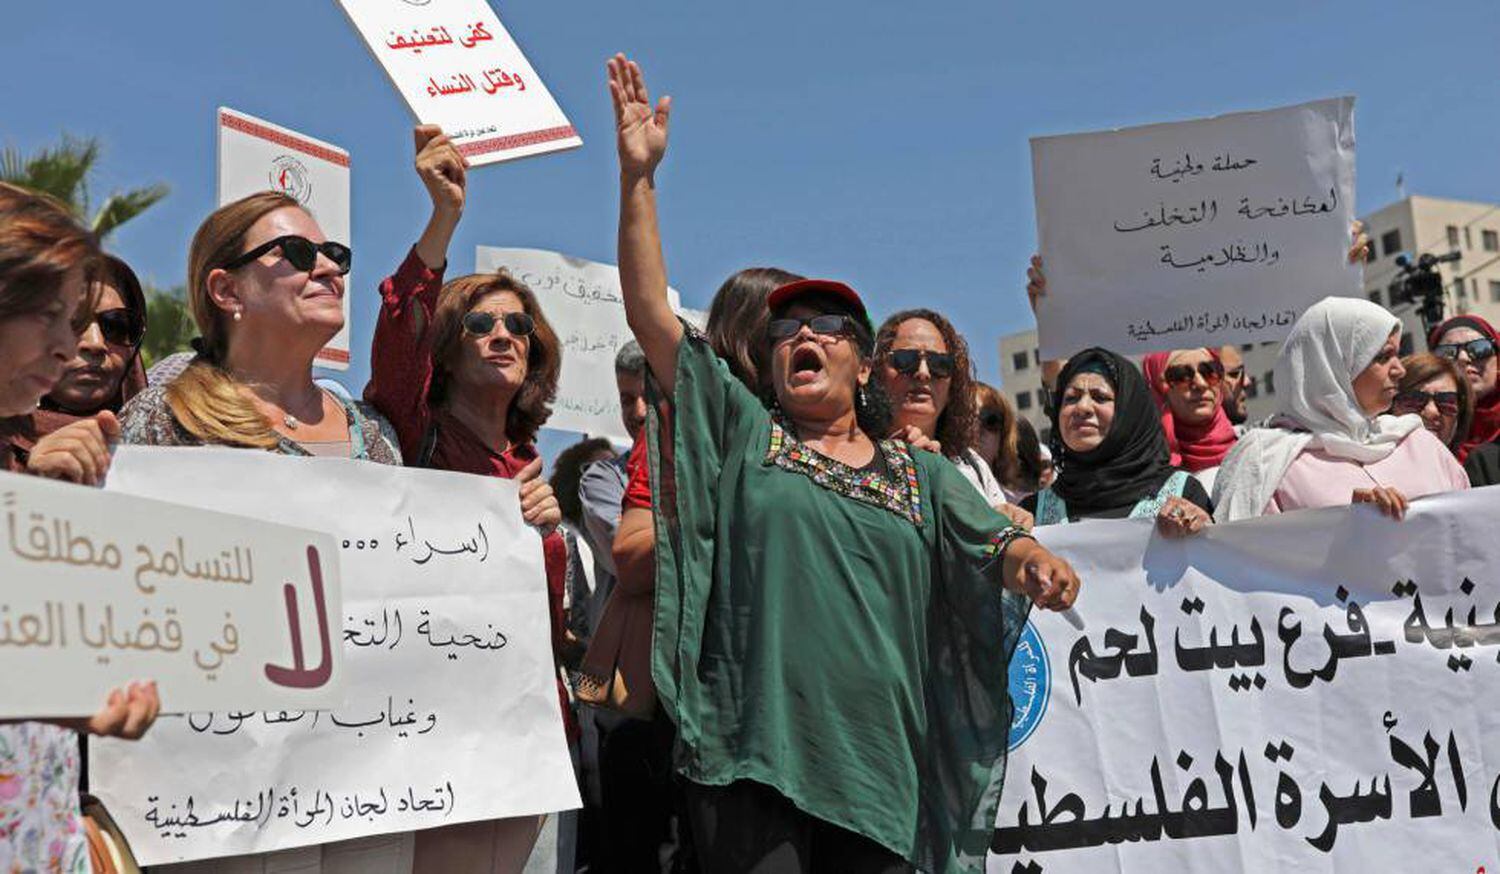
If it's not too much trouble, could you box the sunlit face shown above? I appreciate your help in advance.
[616,368,647,437]
[0,264,87,416]
[1160,349,1221,426]
[1058,371,1115,454]
[449,290,531,396]
[770,302,868,425]
[878,318,951,437]
[48,281,133,413]
[1352,329,1406,417]
[1437,326,1498,400]
[1408,372,1461,447]
[211,207,345,349]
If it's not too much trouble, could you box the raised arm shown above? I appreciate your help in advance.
[609,53,682,394]
[413,124,468,270]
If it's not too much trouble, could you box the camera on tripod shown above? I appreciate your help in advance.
[1393,250,1462,333]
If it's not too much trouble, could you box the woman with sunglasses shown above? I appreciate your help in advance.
[1141,348,1238,495]
[0,182,161,874]
[363,125,569,872]
[1020,348,1213,533]
[972,382,1032,503]
[1213,298,1469,521]
[610,54,1079,874]
[3,255,146,482]
[1391,353,1471,454]
[1427,315,1500,462]
[874,311,1033,528]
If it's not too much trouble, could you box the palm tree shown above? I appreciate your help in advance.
[0,134,168,238]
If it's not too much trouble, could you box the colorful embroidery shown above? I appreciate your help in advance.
[765,414,924,525]
[982,525,1033,561]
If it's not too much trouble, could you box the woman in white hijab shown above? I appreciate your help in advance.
[1213,297,1469,521]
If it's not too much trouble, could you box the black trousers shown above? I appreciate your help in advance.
[682,779,914,874]
[596,711,690,872]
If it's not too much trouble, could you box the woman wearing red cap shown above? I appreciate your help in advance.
[1428,315,1500,464]
[607,54,1080,874]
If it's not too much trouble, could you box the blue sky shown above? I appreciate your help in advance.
[6,1,1498,453]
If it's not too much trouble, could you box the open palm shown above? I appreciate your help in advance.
[608,53,670,176]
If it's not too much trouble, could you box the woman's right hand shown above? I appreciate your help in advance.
[26,411,119,486]
[1026,254,1046,314]
[608,53,671,178]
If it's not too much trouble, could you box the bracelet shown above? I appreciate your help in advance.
[985,525,1036,565]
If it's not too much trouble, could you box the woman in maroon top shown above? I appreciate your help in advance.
[364,125,572,870]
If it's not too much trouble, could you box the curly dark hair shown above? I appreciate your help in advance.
[873,308,978,458]
[428,270,561,447]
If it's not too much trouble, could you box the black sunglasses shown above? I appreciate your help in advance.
[887,348,955,379]
[89,308,144,347]
[462,310,534,338]
[979,409,1005,431]
[1162,360,1223,387]
[221,235,352,275]
[767,314,855,343]
[1393,389,1460,417]
[1434,338,1496,364]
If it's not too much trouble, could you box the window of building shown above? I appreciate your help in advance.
[1368,289,1383,305]
[1011,351,1030,372]
[1240,344,1253,352]
[1484,230,1499,252]
[1466,227,1473,249]
[1365,243,1378,264]
[1490,281,1500,304]
[1457,279,1467,300]
[1380,229,1403,257]
[1263,371,1276,395]
[1015,391,1032,411]
[1448,225,1461,248]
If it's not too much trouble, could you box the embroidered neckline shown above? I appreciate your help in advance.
[764,413,924,525]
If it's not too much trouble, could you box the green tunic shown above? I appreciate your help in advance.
[649,328,1030,872]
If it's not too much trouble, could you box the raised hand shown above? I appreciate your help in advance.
[1349,220,1371,264]
[1025,254,1046,314]
[607,53,670,178]
[414,125,468,217]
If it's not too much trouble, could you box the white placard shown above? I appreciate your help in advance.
[90,447,579,864]
[0,471,343,717]
[1031,97,1358,359]
[217,107,352,371]
[335,0,581,166]
[475,247,681,441]
[990,489,1500,872]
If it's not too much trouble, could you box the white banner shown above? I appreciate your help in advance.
[217,107,352,371]
[990,489,1500,873]
[474,247,681,441]
[335,0,581,166]
[1031,97,1358,359]
[91,448,579,864]
[0,470,343,717]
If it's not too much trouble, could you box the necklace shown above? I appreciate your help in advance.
[278,389,326,431]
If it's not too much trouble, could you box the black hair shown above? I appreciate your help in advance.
[549,437,616,529]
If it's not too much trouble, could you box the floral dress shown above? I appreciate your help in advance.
[0,721,89,873]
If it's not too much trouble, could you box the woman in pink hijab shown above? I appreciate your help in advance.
[1142,348,1238,495]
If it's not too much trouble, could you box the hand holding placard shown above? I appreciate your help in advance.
[413,125,468,270]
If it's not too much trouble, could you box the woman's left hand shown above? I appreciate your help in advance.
[1349,220,1371,264]
[1156,496,1211,538]
[997,502,1035,531]
[1003,538,1080,611]
[894,424,942,454]
[515,457,562,532]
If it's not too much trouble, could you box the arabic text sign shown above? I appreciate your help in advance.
[1031,97,1358,359]
[336,0,581,166]
[991,490,1500,873]
[474,247,681,441]
[218,107,352,371]
[0,470,343,717]
[91,448,579,864]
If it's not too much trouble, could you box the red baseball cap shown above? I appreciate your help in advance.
[766,279,872,332]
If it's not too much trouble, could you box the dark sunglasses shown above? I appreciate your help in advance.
[887,348,955,379]
[1162,361,1224,388]
[767,314,855,343]
[89,308,144,347]
[1393,389,1460,417]
[221,235,352,275]
[1433,338,1496,364]
[461,310,534,338]
[979,410,1005,431]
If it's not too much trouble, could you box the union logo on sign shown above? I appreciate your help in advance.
[268,155,313,204]
[1007,619,1050,751]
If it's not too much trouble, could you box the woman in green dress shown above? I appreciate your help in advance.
[606,54,1081,874]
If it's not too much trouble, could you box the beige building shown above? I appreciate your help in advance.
[997,195,1500,426]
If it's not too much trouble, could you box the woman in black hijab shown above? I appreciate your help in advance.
[1021,348,1212,531]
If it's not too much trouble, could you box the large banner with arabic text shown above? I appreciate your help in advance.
[90,448,579,864]
[992,488,1500,873]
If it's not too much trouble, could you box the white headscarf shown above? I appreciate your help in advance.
[1212,297,1423,521]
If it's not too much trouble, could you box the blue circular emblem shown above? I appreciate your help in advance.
[1007,620,1050,751]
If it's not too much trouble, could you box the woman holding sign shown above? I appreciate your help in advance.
[0,182,160,874]
[609,54,1078,874]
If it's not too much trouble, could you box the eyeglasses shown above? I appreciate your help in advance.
[1224,366,1245,381]
[1393,389,1460,417]
[461,310,534,338]
[221,235,352,275]
[88,308,144,347]
[979,410,1005,431]
[767,314,855,343]
[886,348,955,379]
[1162,361,1224,388]
[1433,338,1496,364]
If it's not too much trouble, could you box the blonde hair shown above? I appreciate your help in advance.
[165,191,302,448]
